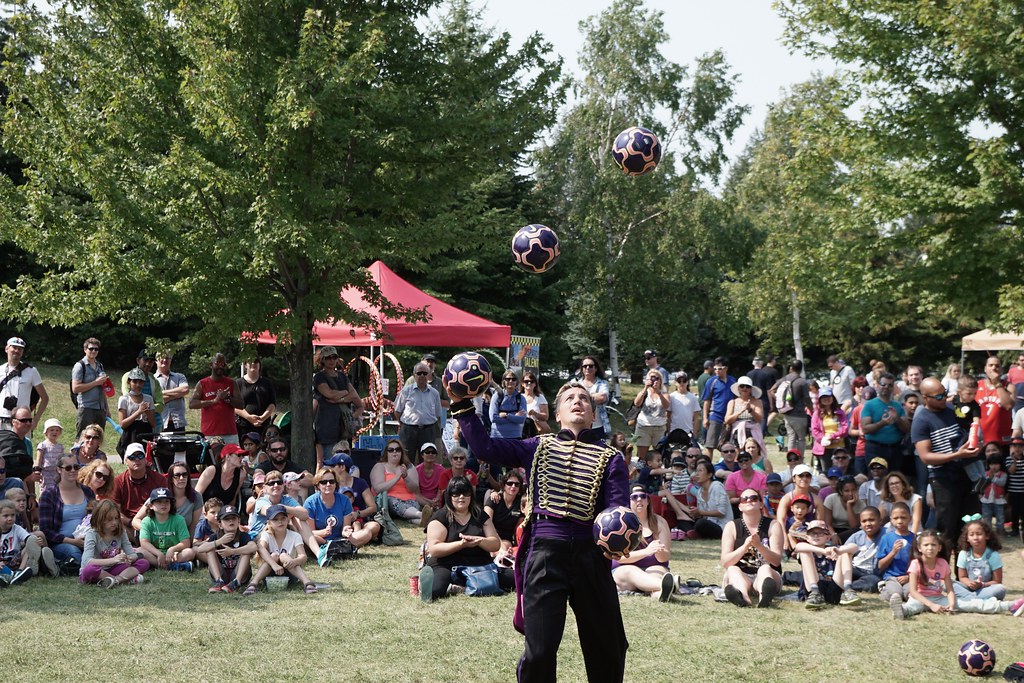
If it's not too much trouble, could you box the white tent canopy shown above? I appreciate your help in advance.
[961,329,1024,352]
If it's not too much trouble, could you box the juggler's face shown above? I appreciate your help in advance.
[556,387,594,429]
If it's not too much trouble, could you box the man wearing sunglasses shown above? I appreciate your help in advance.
[71,337,110,439]
[448,378,629,683]
[0,336,48,431]
[913,377,981,544]
[394,362,444,460]
[0,407,35,488]
[112,443,166,531]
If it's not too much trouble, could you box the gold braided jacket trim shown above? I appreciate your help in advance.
[523,434,616,523]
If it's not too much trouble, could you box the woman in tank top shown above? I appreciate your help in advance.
[610,484,676,602]
[720,487,785,608]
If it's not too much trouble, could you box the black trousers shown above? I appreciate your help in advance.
[518,538,627,683]
[1007,491,1024,534]
[932,472,979,545]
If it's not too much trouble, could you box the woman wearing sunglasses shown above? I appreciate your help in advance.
[38,454,95,566]
[70,424,108,464]
[720,487,784,607]
[611,485,676,602]
[369,439,424,523]
[484,471,525,553]
[78,459,115,500]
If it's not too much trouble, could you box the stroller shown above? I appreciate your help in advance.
[137,431,211,478]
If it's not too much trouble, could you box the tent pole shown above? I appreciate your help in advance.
[379,348,385,436]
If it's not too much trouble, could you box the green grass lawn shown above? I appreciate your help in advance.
[10,364,1024,681]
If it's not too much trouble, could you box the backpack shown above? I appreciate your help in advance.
[69,359,86,407]
[775,379,795,414]
[373,490,406,546]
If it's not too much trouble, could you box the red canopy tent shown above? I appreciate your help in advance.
[256,260,511,348]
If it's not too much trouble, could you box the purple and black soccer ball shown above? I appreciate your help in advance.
[511,224,560,274]
[611,126,662,176]
[957,639,996,677]
[443,352,493,400]
[593,505,642,555]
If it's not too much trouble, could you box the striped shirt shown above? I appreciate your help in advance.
[911,405,966,475]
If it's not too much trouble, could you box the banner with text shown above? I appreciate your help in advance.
[510,335,540,373]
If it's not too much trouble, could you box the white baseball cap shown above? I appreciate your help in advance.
[43,418,63,432]
[6,337,25,348]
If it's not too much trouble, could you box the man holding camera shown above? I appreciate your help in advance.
[71,337,110,438]
[0,337,48,431]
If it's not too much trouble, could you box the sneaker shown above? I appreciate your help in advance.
[1004,661,1024,682]
[418,565,434,604]
[1011,597,1024,617]
[805,588,825,609]
[209,580,226,594]
[129,575,145,585]
[168,561,194,573]
[420,504,435,529]
[657,573,674,603]
[317,542,333,568]
[839,589,861,607]
[98,576,116,589]
[724,585,748,607]
[9,567,31,586]
[221,579,238,593]
[41,549,60,578]
[889,593,905,620]
[446,583,465,597]
[757,580,779,608]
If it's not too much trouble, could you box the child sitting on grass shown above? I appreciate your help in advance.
[0,499,55,584]
[846,506,883,592]
[794,520,861,609]
[243,504,317,596]
[191,504,255,593]
[4,488,44,546]
[177,497,223,568]
[877,502,914,602]
[784,494,812,556]
[954,517,1006,601]
[763,473,784,520]
[80,499,149,587]
[890,528,1024,619]
[137,488,193,571]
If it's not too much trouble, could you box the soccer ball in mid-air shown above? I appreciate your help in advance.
[957,639,996,677]
[511,224,560,274]
[611,126,662,176]
[593,505,642,555]
[443,352,493,399]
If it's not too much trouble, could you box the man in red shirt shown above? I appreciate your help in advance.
[976,356,1014,444]
[112,442,165,532]
[188,353,243,444]
[1008,354,1024,386]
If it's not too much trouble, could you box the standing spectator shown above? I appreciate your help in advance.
[71,337,110,438]
[0,407,34,485]
[701,357,736,458]
[848,386,874,476]
[668,372,700,439]
[578,356,611,437]
[860,372,909,472]
[941,363,962,398]
[913,377,980,544]
[311,348,355,468]
[116,368,157,457]
[521,370,549,436]
[976,356,1014,445]
[631,370,670,465]
[405,353,450,454]
[695,360,714,402]
[119,350,164,426]
[1008,354,1024,386]
[747,356,776,432]
[394,362,443,459]
[827,355,856,412]
[810,388,848,475]
[188,353,243,445]
[1005,436,1024,538]
[723,376,765,458]
[779,359,811,456]
[643,349,670,385]
[491,370,528,439]
[236,358,277,441]
[155,352,189,432]
[0,336,48,430]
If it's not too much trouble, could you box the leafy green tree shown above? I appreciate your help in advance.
[777,0,1024,331]
[0,0,561,464]
[534,0,748,384]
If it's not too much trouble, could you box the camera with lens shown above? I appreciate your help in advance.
[3,395,17,410]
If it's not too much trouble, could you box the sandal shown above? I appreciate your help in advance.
[304,583,318,595]
[242,584,257,597]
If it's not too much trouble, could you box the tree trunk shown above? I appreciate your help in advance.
[792,290,804,371]
[608,324,620,401]
[284,331,316,472]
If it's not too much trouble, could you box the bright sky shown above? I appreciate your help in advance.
[478,0,839,166]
